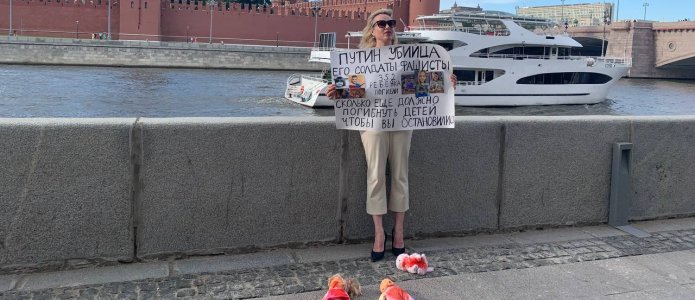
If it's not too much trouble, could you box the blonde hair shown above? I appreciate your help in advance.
[359,8,398,49]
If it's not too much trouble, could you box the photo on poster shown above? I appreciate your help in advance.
[334,76,348,90]
[334,76,351,99]
[348,74,365,89]
[401,73,416,95]
[429,71,445,94]
[348,74,366,99]
[415,69,430,98]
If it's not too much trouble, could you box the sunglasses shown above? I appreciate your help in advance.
[373,20,397,29]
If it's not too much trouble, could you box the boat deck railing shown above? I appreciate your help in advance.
[300,74,329,83]
[310,47,336,51]
[409,25,576,39]
[458,81,484,86]
[429,13,552,25]
[408,25,511,36]
[593,57,633,66]
[469,53,632,66]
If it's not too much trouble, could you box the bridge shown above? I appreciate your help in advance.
[569,21,695,79]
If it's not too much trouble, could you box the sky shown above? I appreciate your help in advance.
[440,0,695,22]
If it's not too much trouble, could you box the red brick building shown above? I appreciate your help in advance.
[0,0,439,47]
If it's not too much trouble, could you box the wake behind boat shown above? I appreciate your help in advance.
[284,9,631,107]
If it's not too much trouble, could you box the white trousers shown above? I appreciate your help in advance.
[359,130,413,215]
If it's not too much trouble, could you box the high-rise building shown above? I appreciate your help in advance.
[516,2,613,27]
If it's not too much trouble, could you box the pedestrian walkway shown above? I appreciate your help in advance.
[1,218,695,299]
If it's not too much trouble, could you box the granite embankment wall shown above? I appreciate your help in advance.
[0,38,320,70]
[1,116,695,268]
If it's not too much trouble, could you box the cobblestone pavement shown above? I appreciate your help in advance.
[2,229,695,299]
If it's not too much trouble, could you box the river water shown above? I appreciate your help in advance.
[1,65,694,117]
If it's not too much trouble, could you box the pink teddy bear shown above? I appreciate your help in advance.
[396,253,434,275]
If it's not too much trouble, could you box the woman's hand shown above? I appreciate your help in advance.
[450,74,458,87]
[326,84,338,100]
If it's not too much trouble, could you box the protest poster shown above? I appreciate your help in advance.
[330,44,455,131]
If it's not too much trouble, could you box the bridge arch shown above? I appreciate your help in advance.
[657,52,695,68]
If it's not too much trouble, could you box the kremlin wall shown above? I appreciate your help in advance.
[0,0,440,47]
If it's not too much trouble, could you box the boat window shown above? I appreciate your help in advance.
[454,70,477,82]
[417,17,510,36]
[516,72,613,85]
[514,20,552,32]
[453,69,505,85]
[414,13,554,37]
[488,47,548,56]
[558,47,571,57]
[437,43,454,51]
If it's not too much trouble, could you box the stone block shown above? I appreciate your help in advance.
[172,250,295,275]
[0,275,18,292]
[293,243,369,263]
[18,262,169,291]
[342,118,501,240]
[137,117,341,257]
[630,117,695,219]
[408,234,514,253]
[507,227,593,244]
[0,119,134,267]
[499,116,630,228]
[338,130,370,241]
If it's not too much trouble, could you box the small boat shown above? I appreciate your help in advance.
[284,34,334,108]
[284,74,332,107]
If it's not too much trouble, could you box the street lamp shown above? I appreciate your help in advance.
[311,1,321,48]
[75,20,79,39]
[560,0,565,29]
[107,0,112,39]
[208,0,216,44]
[602,8,610,57]
[8,0,12,40]
[616,0,620,21]
[642,2,649,21]
[105,1,119,40]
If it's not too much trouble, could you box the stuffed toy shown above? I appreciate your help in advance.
[322,274,362,300]
[396,253,434,275]
[378,278,414,300]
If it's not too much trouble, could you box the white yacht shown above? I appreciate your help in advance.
[284,10,630,107]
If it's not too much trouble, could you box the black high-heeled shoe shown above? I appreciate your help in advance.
[371,231,387,262]
[392,228,406,257]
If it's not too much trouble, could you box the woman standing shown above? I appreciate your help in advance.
[327,9,456,262]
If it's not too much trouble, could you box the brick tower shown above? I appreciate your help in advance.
[408,0,440,26]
